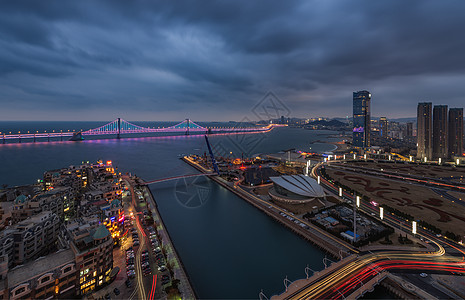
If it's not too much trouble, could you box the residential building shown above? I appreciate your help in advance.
[11,188,74,224]
[5,249,76,300]
[433,105,448,160]
[379,117,388,138]
[417,102,433,160]
[13,211,60,266]
[449,108,464,158]
[66,221,113,295]
[406,122,413,137]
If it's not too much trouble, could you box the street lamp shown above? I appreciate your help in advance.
[317,176,320,184]
[356,196,360,207]
[380,207,384,220]
[412,221,417,235]
[339,187,343,197]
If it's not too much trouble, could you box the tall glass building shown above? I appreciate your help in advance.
[353,91,371,148]
[417,102,433,161]
[449,108,463,158]
[379,117,388,138]
[433,105,448,160]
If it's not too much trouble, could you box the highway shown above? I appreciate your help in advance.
[286,253,465,299]
[279,160,465,299]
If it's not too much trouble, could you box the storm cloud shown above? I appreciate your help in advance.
[1,0,465,121]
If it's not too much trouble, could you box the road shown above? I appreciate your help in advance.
[124,177,165,300]
[278,160,465,299]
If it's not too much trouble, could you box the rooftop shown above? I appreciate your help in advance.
[7,249,74,287]
[270,175,325,198]
[93,225,110,240]
[14,195,27,205]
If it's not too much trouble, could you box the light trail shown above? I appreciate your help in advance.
[280,162,465,299]
[148,274,157,300]
[135,215,147,300]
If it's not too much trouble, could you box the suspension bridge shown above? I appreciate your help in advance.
[1,118,282,144]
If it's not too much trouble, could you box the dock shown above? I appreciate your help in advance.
[181,156,356,258]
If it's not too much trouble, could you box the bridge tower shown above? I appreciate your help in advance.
[117,118,121,139]
[185,119,189,136]
[69,132,83,141]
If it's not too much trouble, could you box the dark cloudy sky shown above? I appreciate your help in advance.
[1,1,465,121]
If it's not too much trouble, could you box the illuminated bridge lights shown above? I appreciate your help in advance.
[1,118,282,143]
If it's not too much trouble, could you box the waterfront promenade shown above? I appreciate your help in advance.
[181,156,357,258]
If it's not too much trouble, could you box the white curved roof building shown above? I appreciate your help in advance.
[269,175,325,204]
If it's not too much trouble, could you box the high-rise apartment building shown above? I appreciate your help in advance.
[353,91,371,148]
[449,108,464,158]
[379,117,388,138]
[417,102,433,160]
[406,122,413,137]
[433,105,448,159]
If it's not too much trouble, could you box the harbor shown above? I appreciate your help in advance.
[181,155,356,259]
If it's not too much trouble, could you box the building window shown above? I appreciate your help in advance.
[14,286,26,296]
[40,276,50,284]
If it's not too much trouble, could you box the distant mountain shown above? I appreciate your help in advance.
[333,117,417,123]
[308,119,347,127]
[387,117,416,123]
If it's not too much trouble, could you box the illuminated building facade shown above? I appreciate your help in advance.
[449,108,464,158]
[433,105,448,160]
[417,102,433,160]
[11,188,74,224]
[379,117,388,138]
[353,91,371,148]
[68,224,113,295]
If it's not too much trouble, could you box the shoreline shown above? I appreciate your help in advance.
[181,156,355,258]
[313,139,348,152]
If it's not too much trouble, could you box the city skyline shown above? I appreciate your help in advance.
[3,2,465,300]
[2,1,465,121]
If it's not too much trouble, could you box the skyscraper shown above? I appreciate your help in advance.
[417,102,432,160]
[406,122,413,137]
[448,108,463,158]
[433,105,448,160]
[379,117,388,138]
[353,91,371,148]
